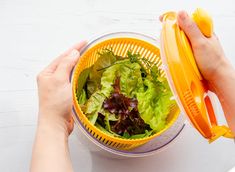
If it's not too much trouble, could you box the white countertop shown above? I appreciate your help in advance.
[0,0,235,171]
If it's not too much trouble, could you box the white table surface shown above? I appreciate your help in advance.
[0,0,235,171]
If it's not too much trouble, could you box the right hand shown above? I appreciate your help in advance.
[160,11,231,90]
[161,11,235,135]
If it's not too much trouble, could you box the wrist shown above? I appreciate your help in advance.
[32,115,72,172]
[208,58,235,92]
[38,112,70,137]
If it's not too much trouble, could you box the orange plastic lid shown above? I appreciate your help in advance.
[160,9,234,142]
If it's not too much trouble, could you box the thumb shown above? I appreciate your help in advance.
[55,49,80,81]
[177,11,204,42]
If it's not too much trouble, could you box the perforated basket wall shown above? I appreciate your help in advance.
[72,36,180,150]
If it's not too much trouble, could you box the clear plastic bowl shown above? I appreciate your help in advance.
[71,32,186,158]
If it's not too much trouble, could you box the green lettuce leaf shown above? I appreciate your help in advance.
[95,123,121,137]
[129,130,153,139]
[85,91,106,124]
[85,64,120,124]
[95,49,117,72]
[122,130,153,139]
[86,79,98,98]
[85,49,117,98]
[104,111,111,131]
[136,77,175,131]
[100,63,120,97]
[118,61,143,97]
[78,89,87,105]
[76,67,91,99]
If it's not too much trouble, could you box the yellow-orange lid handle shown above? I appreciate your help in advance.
[191,8,234,141]
[192,8,213,37]
[204,95,234,142]
[160,8,234,143]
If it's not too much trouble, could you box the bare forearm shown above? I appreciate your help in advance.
[30,118,73,172]
[31,42,85,171]
[210,60,235,134]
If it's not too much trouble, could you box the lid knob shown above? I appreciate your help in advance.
[192,8,213,37]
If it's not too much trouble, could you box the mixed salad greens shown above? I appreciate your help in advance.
[76,49,176,139]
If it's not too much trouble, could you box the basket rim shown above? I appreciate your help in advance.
[71,32,181,144]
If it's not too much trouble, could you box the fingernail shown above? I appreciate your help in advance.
[179,11,188,21]
[69,49,79,58]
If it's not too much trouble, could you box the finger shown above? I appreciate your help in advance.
[212,32,219,41]
[177,11,204,42]
[55,49,80,81]
[42,41,87,74]
[60,40,87,58]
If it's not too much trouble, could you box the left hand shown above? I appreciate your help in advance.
[36,41,86,135]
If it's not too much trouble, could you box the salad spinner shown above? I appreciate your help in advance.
[71,8,234,155]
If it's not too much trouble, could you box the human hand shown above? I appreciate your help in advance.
[176,11,230,83]
[160,11,232,89]
[160,11,235,134]
[36,41,86,135]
